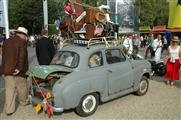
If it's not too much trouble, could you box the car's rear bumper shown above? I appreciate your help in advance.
[52,106,64,112]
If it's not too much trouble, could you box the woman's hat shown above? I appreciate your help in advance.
[98,5,111,14]
[98,5,110,10]
[172,36,179,41]
[15,27,28,36]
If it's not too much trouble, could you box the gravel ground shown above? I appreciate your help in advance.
[0,76,180,120]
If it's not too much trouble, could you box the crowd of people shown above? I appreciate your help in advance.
[121,33,181,86]
[121,33,181,61]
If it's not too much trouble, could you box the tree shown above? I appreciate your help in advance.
[134,0,155,26]
[8,0,61,34]
[134,0,169,27]
[82,0,97,7]
[153,0,169,26]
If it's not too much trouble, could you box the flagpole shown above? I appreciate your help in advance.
[115,0,118,23]
[115,0,118,40]
[43,0,48,30]
[3,0,9,39]
[107,0,109,5]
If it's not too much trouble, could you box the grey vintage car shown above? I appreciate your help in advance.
[26,44,151,117]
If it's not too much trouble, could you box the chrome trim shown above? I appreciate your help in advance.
[52,107,64,112]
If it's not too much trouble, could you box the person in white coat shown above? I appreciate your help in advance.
[152,34,163,62]
[123,35,133,56]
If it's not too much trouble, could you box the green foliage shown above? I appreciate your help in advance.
[82,0,107,7]
[8,0,169,34]
[134,0,169,27]
[8,0,61,35]
[48,24,59,35]
[82,0,97,7]
[153,0,169,26]
[134,0,155,26]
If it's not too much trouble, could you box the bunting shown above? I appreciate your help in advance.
[46,103,52,118]
[32,91,53,117]
[31,76,54,117]
[35,103,42,113]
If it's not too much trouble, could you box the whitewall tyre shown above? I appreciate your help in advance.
[75,93,99,117]
[135,76,149,96]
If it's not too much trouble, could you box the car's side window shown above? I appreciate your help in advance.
[106,49,126,64]
[89,52,103,68]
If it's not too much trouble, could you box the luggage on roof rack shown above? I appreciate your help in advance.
[60,0,119,41]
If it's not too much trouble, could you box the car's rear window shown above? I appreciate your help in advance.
[51,51,79,68]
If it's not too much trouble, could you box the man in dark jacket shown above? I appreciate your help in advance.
[1,27,29,115]
[36,29,55,65]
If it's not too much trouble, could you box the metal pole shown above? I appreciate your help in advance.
[115,0,118,23]
[115,0,118,40]
[43,0,48,30]
[107,0,109,5]
[3,0,9,39]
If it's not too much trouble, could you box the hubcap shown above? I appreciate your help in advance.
[82,95,96,113]
[140,80,148,93]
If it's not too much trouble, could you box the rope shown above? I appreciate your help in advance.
[32,76,46,99]
[31,76,53,117]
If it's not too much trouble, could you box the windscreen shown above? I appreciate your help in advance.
[51,51,79,68]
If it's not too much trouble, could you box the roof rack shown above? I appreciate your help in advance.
[62,36,119,49]
[62,39,72,47]
[86,36,119,49]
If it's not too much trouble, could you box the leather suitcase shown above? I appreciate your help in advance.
[85,8,99,23]
[74,22,84,31]
[85,24,95,39]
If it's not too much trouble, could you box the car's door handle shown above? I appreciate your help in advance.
[108,70,112,73]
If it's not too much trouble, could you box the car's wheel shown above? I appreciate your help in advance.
[135,76,149,96]
[75,93,99,117]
